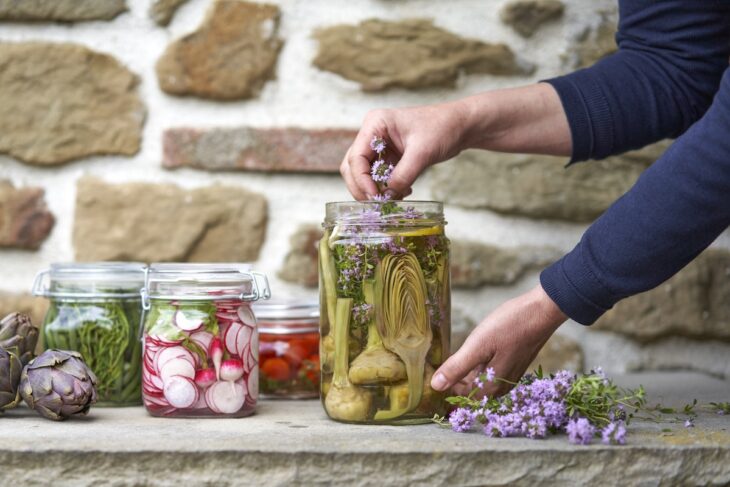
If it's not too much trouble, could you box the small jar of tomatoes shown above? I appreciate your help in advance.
[253,301,320,399]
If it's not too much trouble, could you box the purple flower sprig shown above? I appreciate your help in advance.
[369,135,396,193]
[439,367,646,446]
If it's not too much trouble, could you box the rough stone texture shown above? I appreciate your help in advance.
[430,141,671,222]
[0,181,54,250]
[156,0,283,100]
[0,293,48,341]
[501,0,565,37]
[449,308,477,354]
[163,127,356,173]
[313,19,534,92]
[149,0,189,26]
[0,0,126,22]
[529,334,584,373]
[278,224,322,288]
[1,373,729,486]
[73,176,267,263]
[595,249,730,342]
[0,42,144,166]
[450,240,561,288]
[572,10,617,68]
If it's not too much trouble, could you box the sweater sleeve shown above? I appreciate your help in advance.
[541,68,730,325]
[545,0,730,162]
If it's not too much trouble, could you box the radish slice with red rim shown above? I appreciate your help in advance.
[207,381,246,414]
[163,376,198,409]
[174,310,205,332]
[247,365,259,401]
[157,346,195,371]
[235,325,253,358]
[160,358,196,383]
[224,322,243,356]
[237,306,256,327]
[189,331,214,353]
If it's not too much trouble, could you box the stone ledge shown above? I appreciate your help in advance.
[1,372,728,486]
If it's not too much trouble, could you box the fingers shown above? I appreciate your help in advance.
[340,148,369,201]
[384,148,425,199]
[431,332,494,392]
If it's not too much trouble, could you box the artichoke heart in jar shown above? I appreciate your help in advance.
[320,201,450,424]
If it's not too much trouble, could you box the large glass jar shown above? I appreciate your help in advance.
[32,262,146,406]
[320,201,450,424]
[254,300,320,399]
[141,264,270,418]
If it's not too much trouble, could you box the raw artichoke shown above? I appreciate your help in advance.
[0,312,39,365]
[20,349,98,421]
[0,347,22,411]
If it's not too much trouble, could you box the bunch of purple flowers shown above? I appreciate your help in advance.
[443,367,645,446]
[370,136,395,187]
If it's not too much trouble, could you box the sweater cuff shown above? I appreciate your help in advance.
[539,246,614,325]
[544,70,615,163]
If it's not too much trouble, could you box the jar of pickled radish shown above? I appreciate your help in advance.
[32,262,146,406]
[140,263,270,418]
[320,201,450,424]
[254,301,320,399]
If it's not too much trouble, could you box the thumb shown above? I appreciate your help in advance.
[384,148,427,199]
[431,334,493,392]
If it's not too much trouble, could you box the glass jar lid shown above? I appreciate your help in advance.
[254,300,319,334]
[143,263,270,306]
[32,262,147,299]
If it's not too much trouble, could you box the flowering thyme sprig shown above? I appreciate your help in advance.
[437,367,644,446]
[369,135,396,193]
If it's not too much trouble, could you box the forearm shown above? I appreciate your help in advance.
[541,69,730,325]
[456,83,572,157]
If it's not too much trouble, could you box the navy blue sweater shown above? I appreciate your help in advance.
[540,1,730,325]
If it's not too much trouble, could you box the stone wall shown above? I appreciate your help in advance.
[1,0,728,379]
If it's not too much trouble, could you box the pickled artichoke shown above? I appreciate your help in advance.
[0,347,22,411]
[324,298,371,422]
[373,253,432,421]
[20,349,98,421]
[0,312,39,365]
[348,279,406,385]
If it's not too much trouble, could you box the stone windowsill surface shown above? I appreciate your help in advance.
[1,372,729,486]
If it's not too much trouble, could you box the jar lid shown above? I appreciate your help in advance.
[32,262,147,299]
[254,300,319,334]
[143,263,270,305]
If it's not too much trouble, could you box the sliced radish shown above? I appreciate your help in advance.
[207,381,246,414]
[174,310,205,332]
[247,365,259,401]
[215,311,238,321]
[205,385,221,414]
[160,358,196,383]
[144,394,170,407]
[150,373,164,390]
[150,334,185,346]
[246,346,258,373]
[157,346,195,371]
[224,322,243,356]
[192,393,208,409]
[195,368,217,389]
[189,331,214,353]
[220,359,244,382]
[237,306,256,327]
[163,376,198,409]
[235,325,253,358]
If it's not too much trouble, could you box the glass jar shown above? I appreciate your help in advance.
[254,300,320,399]
[320,201,450,424]
[141,263,270,418]
[32,262,147,406]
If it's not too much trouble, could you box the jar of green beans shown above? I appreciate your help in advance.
[32,262,146,406]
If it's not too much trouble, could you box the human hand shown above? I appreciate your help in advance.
[340,100,473,200]
[431,285,568,397]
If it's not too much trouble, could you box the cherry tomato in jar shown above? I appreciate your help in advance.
[261,357,290,382]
